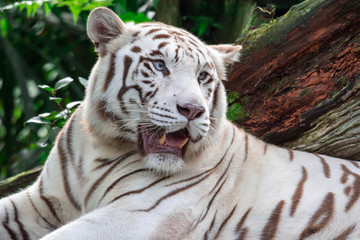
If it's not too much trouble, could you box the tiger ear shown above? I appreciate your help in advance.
[208,44,242,81]
[87,7,127,56]
[209,44,242,66]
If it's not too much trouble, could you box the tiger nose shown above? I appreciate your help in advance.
[177,103,205,120]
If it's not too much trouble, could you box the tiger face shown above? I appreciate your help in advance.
[84,8,241,175]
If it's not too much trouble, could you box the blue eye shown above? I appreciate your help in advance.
[154,60,165,71]
[198,72,207,80]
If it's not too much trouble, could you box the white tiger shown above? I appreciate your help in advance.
[1,7,360,240]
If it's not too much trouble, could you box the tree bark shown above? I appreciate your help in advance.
[226,0,360,160]
[155,0,180,26]
[212,0,256,43]
[0,166,42,198]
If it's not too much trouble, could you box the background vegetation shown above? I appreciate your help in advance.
[0,0,304,180]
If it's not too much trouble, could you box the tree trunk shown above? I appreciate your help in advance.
[226,0,360,160]
[0,166,42,198]
[212,0,256,43]
[155,0,180,26]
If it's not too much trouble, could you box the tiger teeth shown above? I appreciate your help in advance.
[159,133,166,145]
[178,138,189,149]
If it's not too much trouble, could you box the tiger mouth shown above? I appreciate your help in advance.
[140,126,190,158]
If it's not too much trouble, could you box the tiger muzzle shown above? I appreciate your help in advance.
[140,126,190,158]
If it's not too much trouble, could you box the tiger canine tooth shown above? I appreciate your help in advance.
[178,138,189,149]
[159,133,166,145]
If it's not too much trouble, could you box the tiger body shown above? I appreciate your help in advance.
[1,7,360,240]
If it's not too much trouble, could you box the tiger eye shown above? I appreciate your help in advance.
[154,60,166,71]
[198,72,207,80]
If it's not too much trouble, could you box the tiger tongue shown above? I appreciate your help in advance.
[165,131,188,148]
[141,126,189,157]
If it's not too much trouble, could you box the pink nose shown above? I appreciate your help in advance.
[177,103,205,120]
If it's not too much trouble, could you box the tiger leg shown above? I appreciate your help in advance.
[0,182,59,240]
[40,205,152,240]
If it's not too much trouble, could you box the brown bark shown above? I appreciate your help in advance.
[155,0,180,26]
[212,0,256,43]
[226,0,360,159]
[0,166,42,198]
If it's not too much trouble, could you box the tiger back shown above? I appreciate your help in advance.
[1,7,360,240]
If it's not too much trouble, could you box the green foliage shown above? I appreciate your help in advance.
[227,104,250,122]
[57,0,114,24]
[226,91,250,122]
[187,16,222,37]
[26,78,84,151]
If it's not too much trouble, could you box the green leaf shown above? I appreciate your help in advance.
[38,112,52,118]
[227,91,240,104]
[0,19,7,37]
[38,85,55,94]
[43,2,51,17]
[26,116,50,125]
[226,104,250,122]
[69,5,82,24]
[54,77,73,91]
[30,2,40,17]
[153,0,160,8]
[78,77,88,88]
[26,4,32,18]
[48,127,61,143]
[66,101,82,109]
[18,3,26,12]
[82,0,114,11]
[49,97,62,104]
[38,111,60,121]
[120,12,150,23]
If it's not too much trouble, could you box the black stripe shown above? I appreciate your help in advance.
[2,207,17,240]
[197,154,235,227]
[145,28,162,36]
[150,111,176,119]
[148,88,159,99]
[38,176,61,223]
[214,205,237,239]
[243,133,248,162]
[10,199,30,240]
[143,62,155,74]
[204,211,217,239]
[158,42,169,49]
[137,171,214,212]
[110,177,169,204]
[153,34,171,40]
[26,191,56,230]
[104,53,116,91]
[84,151,137,208]
[123,55,133,86]
[210,81,220,126]
[57,126,81,211]
[199,178,228,224]
[261,200,285,240]
[99,169,148,203]
[65,111,82,178]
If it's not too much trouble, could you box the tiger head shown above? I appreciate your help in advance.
[83,7,241,175]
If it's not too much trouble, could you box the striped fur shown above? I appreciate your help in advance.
[1,7,360,240]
